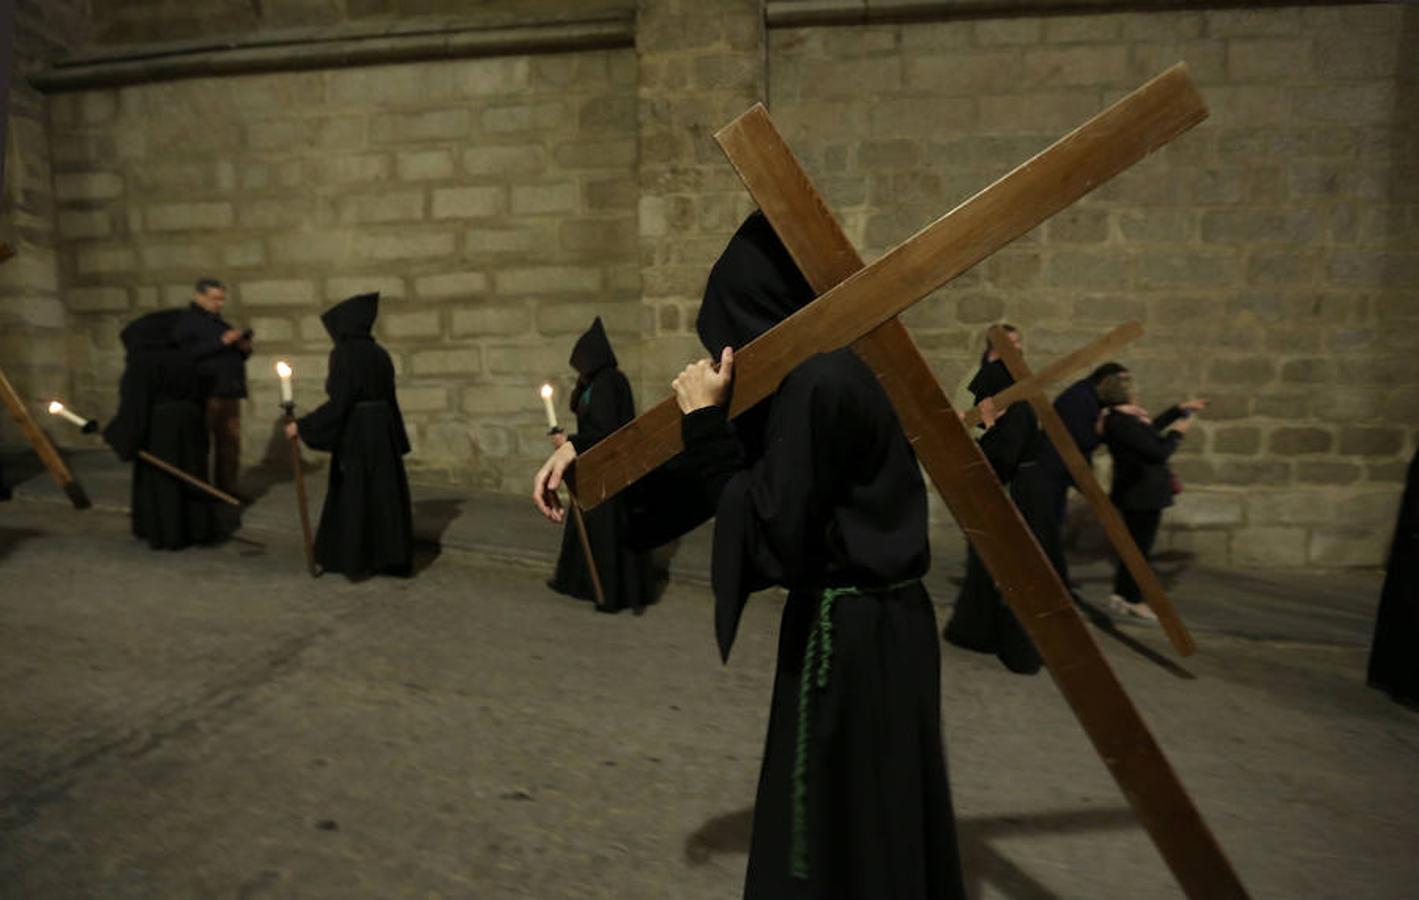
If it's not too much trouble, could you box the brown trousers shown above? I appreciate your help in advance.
[205,397,242,495]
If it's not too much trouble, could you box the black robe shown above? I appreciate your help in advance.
[102,309,216,550]
[296,293,413,577]
[548,318,653,611]
[941,359,1052,675]
[1368,449,1419,705]
[660,212,966,899]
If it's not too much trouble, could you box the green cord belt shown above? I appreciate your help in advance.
[789,580,919,880]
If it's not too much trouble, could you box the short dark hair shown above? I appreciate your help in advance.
[195,277,225,294]
[1089,362,1128,383]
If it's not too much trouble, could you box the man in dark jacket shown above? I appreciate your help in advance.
[174,277,251,497]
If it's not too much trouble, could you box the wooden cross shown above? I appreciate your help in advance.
[570,65,1245,898]
[987,324,1196,654]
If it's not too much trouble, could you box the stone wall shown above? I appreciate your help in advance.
[14,1,1419,567]
[769,3,1419,567]
[49,48,641,492]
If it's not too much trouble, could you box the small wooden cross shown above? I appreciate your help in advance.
[986,324,1196,654]
[571,65,1247,898]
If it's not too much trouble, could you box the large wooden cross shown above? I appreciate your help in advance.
[570,65,1247,898]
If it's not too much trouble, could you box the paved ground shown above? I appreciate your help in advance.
[1,452,1416,899]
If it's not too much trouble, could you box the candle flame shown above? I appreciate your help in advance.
[48,401,64,414]
[275,361,293,378]
[540,384,553,399]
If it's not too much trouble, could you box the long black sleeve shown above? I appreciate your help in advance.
[978,402,1036,482]
[1106,412,1181,464]
[297,348,356,452]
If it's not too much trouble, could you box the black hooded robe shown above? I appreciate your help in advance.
[1368,448,1419,706]
[296,293,413,577]
[644,212,965,899]
[103,309,216,550]
[548,318,654,611]
[941,359,1055,676]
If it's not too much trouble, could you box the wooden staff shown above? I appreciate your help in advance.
[284,408,318,577]
[137,449,241,507]
[0,367,91,509]
[569,496,608,610]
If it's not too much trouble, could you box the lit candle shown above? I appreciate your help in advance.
[48,400,89,429]
[275,361,294,405]
[540,383,558,430]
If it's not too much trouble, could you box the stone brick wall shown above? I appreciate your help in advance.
[49,48,641,492]
[0,0,88,450]
[769,2,1419,567]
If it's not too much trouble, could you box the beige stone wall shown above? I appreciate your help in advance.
[49,49,641,491]
[769,3,1419,567]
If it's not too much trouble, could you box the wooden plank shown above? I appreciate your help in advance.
[960,321,1144,430]
[571,64,1207,508]
[0,366,91,509]
[988,326,1198,656]
[137,449,242,507]
[713,104,1246,898]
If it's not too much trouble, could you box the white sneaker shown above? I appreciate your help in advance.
[1108,593,1159,625]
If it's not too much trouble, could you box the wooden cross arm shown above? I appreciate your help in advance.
[986,326,1197,656]
[570,63,1207,510]
[961,321,1143,429]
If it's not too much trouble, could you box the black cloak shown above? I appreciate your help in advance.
[940,358,1052,675]
[1368,448,1419,706]
[296,293,413,577]
[548,318,654,612]
[664,211,966,898]
[103,309,215,550]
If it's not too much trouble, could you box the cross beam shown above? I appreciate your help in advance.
[710,88,1244,900]
[987,325,1196,654]
[571,64,1207,509]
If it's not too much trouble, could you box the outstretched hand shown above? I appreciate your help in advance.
[672,346,735,414]
[533,440,578,523]
[284,421,299,441]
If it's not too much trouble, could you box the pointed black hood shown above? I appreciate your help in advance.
[696,210,816,357]
[120,308,185,355]
[570,316,617,378]
[322,292,379,341]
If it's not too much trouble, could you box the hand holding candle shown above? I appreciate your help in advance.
[48,400,98,433]
[540,383,559,432]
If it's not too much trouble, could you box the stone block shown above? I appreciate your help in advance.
[1248,492,1329,526]
[453,56,531,97]
[1279,358,1333,384]
[58,211,112,240]
[1206,8,1300,37]
[463,145,547,176]
[316,154,393,185]
[496,267,601,296]
[1022,45,1130,87]
[1207,358,1274,387]
[55,172,124,202]
[553,139,636,170]
[248,317,294,342]
[510,183,578,215]
[140,243,221,271]
[1308,528,1385,567]
[979,91,1101,132]
[327,64,455,107]
[398,386,449,413]
[65,287,130,312]
[325,276,406,301]
[415,272,490,300]
[450,303,532,337]
[1268,426,1332,456]
[903,51,1019,95]
[396,150,455,182]
[431,187,504,219]
[224,241,265,268]
[1168,490,1244,527]
[535,301,637,336]
[145,202,236,231]
[340,191,426,224]
[1136,251,1239,288]
[559,218,638,256]
[1226,38,1313,82]
[1212,426,1261,455]
[975,18,1042,46]
[77,246,138,274]
[383,311,442,339]
[1314,30,1401,80]
[411,348,482,376]
[465,227,539,255]
[1116,209,1195,243]
[1292,85,1396,126]
[371,109,471,144]
[1048,251,1128,289]
[1046,208,1109,244]
[239,280,318,307]
[1230,526,1308,568]
[1338,427,1404,458]
[357,232,457,261]
[1295,461,1362,485]
[1209,459,1289,486]
[1200,209,1321,245]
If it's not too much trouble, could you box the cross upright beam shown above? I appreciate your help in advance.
[987,325,1197,654]
[569,64,1208,509]
[710,91,1244,900]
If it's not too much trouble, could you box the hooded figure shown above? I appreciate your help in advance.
[103,309,216,550]
[940,340,1049,675]
[295,293,413,577]
[1368,447,1419,707]
[646,211,966,898]
[547,318,654,611]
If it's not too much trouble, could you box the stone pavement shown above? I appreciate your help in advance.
[0,489,1415,899]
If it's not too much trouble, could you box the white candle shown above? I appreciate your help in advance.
[540,383,558,430]
[48,401,88,428]
[275,361,294,404]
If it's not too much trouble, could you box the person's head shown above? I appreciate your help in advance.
[981,323,1020,365]
[1089,362,1128,385]
[193,277,226,313]
[696,211,815,358]
[1096,369,1136,407]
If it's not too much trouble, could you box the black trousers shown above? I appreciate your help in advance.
[1113,508,1162,603]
